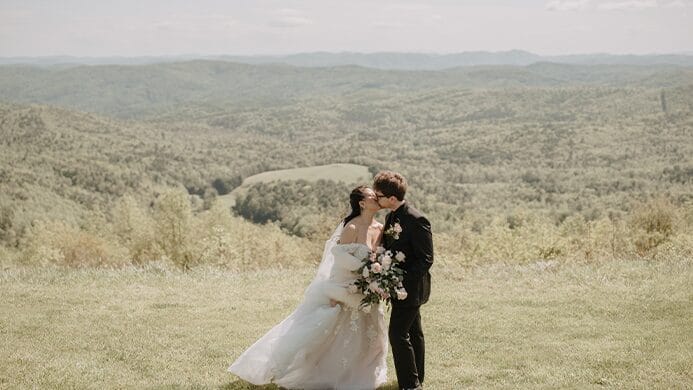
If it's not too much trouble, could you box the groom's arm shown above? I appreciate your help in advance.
[409,216,433,277]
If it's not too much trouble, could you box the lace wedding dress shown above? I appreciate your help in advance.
[228,224,388,389]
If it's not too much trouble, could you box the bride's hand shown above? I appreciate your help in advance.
[329,299,339,307]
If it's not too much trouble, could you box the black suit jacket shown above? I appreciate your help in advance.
[383,202,433,307]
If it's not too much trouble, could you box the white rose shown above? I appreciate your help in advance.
[371,263,382,273]
[395,252,406,262]
[348,284,358,294]
[362,268,369,278]
[381,257,392,270]
[394,223,402,233]
[369,281,379,292]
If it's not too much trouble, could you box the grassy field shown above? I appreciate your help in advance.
[219,163,371,208]
[1,259,691,389]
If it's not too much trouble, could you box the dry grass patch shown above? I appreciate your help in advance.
[0,258,691,388]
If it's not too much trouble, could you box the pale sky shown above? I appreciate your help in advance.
[1,0,692,57]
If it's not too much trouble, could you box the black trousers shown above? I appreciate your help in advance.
[389,305,425,389]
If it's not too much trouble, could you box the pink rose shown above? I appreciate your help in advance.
[396,289,408,300]
[371,263,382,273]
[369,252,377,262]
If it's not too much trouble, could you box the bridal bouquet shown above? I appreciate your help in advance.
[350,246,407,312]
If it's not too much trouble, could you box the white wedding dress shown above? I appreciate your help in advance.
[228,224,388,389]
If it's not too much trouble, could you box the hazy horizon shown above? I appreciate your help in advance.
[2,0,692,57]
[2,49,693,60]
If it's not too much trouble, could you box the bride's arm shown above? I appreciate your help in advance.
[322,282,364,309]
[374,222,384,249]
[326,223,364,308]
[331,245,365,271]
[331,224,366,271]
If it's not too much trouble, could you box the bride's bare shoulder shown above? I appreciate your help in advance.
[338,223,358,244]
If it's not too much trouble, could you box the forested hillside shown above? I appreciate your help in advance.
[1,61,691,267]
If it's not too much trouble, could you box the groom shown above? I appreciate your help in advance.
[374,171,433,390]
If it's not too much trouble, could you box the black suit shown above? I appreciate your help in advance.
[383,202,433,389]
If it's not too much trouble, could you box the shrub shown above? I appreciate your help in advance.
[629,198,676,255]
[153,190,195,269]
[202,200,321,269]
[21,220,127,267]
[111,195,161,264]
[0,203,14,243]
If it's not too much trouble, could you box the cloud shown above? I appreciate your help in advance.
[372,20,407,29]
[597,0,659,10]
[149,14,236,33]
[546,0,690,10]
[386,3,432,12]
[268,9,312,28]
[546,0,591,11]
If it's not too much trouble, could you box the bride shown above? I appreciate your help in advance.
[228,186,388,389]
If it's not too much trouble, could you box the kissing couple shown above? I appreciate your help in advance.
[229,171,434,390]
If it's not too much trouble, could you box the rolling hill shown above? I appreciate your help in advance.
[1,61,691,119]
[0,61,691,249]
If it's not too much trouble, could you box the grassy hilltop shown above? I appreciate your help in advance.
[1,260,691,388]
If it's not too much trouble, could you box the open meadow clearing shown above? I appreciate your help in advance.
[218,163,371,209]
[1,258,691,389]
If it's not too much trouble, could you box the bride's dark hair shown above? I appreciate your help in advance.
[343,185,368,226]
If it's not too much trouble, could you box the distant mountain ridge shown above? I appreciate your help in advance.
[1,61,689,119]
[2,50,693,69]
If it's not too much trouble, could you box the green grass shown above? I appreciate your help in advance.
[219,163,371,208]
[1,259,691,389]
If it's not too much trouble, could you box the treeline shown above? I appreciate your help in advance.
[5,190,690,269]
[230,179,692,264]
[233,180,352,238]
[15,191,321,270]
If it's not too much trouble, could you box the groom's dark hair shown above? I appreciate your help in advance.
[373,171,407,201]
